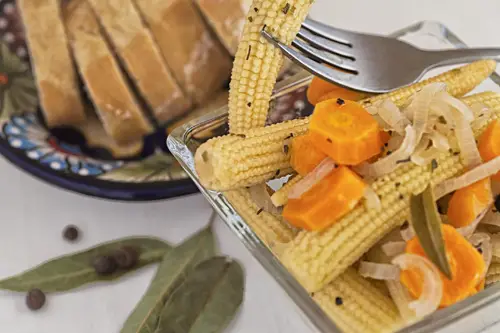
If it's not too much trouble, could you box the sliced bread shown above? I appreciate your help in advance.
[133,0,232,104]
[17,0,86,127]
[193,0,250,56]
[63,0,153,145]
[87,0,191,124]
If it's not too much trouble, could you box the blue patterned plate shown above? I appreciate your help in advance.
[0,0,308,201]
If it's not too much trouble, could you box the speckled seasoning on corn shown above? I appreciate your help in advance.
[313,268,402,333]
[228,0,315,134]
[223,187,297,245]
[279,96,500,292]
[195,118,309,190]
[195,61,497,191]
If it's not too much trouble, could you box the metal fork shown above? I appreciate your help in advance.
[262,18,500,93]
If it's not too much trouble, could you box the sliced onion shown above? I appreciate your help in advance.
[382,241,407,257]
[401,224,416,241]
[409,83,446,145]
[377,99,411,135]
[471,103,492,132]
[457,204,491,237]
[248,183,282,215]
[434,156,500,199]
[481,208,500,227]
[491,234,500,258]
[412,147,441,166]
[386,280,417,323]
[428,131,451,152]
[288,158,336,199]
[392,254,443,318]
[387,134,404,152]
[435,91,474,122]
[364,186,382,210]
[468,232,492,275]
[452,108,482,168]
[429,99,455,127]
[355,126,416,178]
[358,261,400,280]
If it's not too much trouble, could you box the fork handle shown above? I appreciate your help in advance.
[425,48,500,67]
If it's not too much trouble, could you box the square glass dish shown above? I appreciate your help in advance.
[168,21,500,333]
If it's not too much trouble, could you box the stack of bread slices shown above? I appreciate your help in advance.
[17,0,257,157]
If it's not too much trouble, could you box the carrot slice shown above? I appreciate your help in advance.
[478,120,500,181]
[290,133,327,176]
[309,99,382,165]
[447,177,492,228]
[400,224,485,307]
[283,166,366,231]
[307,76,364,105]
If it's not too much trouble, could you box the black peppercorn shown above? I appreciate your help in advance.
[62,225,79,242]
[401,221,409,230]
[113,246,139,270]
[92,255,117,275]
[26,289,46,311]
[336,98,345,105]
[335,297,343,306]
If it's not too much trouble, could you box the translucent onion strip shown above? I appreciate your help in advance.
[364,186,382,210]
[288,158,336,199]
[410,83,446,144]
[392,254,443,318]
[468,232,492,275]
[386,280,417,323]
[434,156,500,199]
[248,183,282,215]
[457,204,491,237]
[452,108,482,168]
[481,208,500,227]
[358,261,400,280]
[377,99,411,135]
[355,126,416,178]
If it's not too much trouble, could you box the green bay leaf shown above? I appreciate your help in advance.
[410,185,452,278]
[155,257,244,333]
[121,224,216,333]
[0,237,171,292]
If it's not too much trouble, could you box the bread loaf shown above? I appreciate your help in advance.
[63,0,153,145]
[133,0,232,104]
[87,0,191,124]
[18,0,86,127]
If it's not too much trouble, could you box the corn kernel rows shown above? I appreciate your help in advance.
[228,0,314,134]
[313,268,402,333]
[223,188,297,245]
[486,263,500,286]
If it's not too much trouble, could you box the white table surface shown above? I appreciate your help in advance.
[1,0,500,332]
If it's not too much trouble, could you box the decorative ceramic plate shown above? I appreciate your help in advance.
[0,0,308,201]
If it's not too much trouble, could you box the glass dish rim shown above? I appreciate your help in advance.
[168,20,500,333]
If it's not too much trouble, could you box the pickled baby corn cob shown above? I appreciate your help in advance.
[272,92,500,206]
[195,118,309,190]
[228,0,314,134]
[280,96,500,293]
[195,61,497,191]
[313,268,402,333]
[224,188,297,245]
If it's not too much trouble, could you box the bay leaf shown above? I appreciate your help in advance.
[410,185,452,278]
[155,257,244,333]
[0,237,171,292]
[121,224,216,333]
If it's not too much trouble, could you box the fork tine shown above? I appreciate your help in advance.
[261,30,356,88]
[297,28,354,59]
[302,17,359,45]
[292,38,357,73]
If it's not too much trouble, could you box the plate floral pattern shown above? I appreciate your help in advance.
[0,0,310,200]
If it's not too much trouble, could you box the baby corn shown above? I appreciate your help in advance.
[224,188,297,245]
[195,118,309,190]
[228,0,314,134]
[280,95,500,292]
[486,263,500,286]
[313,268,402,333]
[271,174,302,207]
[196,61,497,191]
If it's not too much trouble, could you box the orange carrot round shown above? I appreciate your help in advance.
[307,76,364,105]
[400,224,485,307]
[283,166,366,231]
[478,120,500,181]
[290,133,327,176]
[309,99,382,165]
[447,177,492,228]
